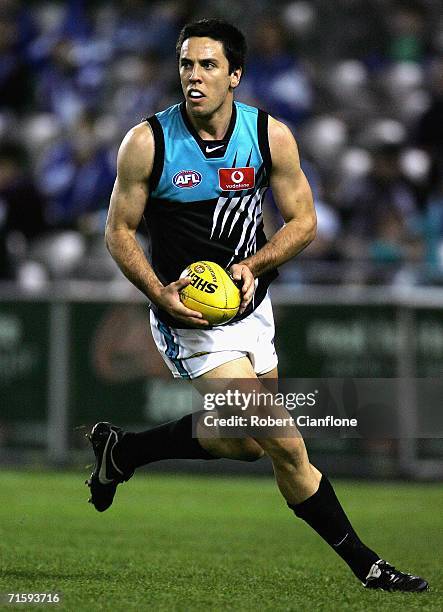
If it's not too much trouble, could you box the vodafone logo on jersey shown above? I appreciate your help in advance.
[173,170,202,188]
[218,167,255,191]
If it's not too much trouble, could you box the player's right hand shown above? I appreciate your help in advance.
[156,277,210,327]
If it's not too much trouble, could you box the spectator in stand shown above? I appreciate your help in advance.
[107,52,170,134]
[424,178,443,279]
[110,0,186,57]
[37,111,115,227]
[0,7,35,114]
[239,17,312,126]
[36,37,86,127]
[386,0,430,64]
[369,206,423,282]
[34,5,108,129]
[0,141,48,278]
[416,57,443,187]
[339,143,423,277]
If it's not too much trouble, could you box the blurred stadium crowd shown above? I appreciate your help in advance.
[0,0,443,287]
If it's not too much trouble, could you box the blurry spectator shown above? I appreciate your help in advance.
[424,179,443,278]
[0,141,48,278]
[386,1,430,64]
[0,9,34,113]
[60,0,93,42]
[415,57,443,186]
[36,37,87,126]
[27,3,69,71]
[339,144,423,268]
[35,31,108,128]
[370,207,413,262]
[38,111,115,227]
[369,206,424,283]
[110,0,185,57]
[342,144,420,230]
[108,52,169,133]
[307,0,387,66]
[240,18,312,126]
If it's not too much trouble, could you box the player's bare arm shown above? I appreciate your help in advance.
[238,116,316,279]
[105,124,209,327]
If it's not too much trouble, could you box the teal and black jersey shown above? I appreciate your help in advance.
[144,100,277,327]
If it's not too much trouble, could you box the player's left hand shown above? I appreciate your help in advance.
[229,263,255,314]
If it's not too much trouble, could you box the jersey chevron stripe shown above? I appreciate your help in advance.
[227,187,267,267]
[225,164,265,238]
[245,210,264,256]
[241,168,268,256]
[227,167,266,239]
[211,162,266,241]
[227,169,268,264]
[211,195,241,238]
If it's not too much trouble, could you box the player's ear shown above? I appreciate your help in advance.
[230,67,242,89]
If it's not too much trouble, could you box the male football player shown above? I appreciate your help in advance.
[87,18,427,592]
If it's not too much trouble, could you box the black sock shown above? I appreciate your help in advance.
[113,411,215,472]
[288,475,379,581]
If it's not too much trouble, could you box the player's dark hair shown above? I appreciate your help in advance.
[176,18,247,75]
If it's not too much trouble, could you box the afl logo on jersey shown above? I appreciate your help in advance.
[173,170,202,188]
[218,167,255,191]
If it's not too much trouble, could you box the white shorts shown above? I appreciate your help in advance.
[150,292,278,379]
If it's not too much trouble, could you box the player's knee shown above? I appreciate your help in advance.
[235,439,265,461]
[260,437,308,470]
[222,438,264,461]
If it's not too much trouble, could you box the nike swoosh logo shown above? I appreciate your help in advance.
[206,145,224,153]
[98,431,116,485]
[333,533,348,547]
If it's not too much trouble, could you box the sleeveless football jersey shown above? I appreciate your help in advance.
[145,100,277,327]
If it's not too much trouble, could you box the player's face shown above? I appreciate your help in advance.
[179,37,241,118]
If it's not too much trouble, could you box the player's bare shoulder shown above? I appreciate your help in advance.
[108,121,154,222]
[268,116,301,171]
[266,114,314,224]
[117,121,155,184]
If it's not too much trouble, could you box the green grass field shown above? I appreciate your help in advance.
[0,471,442,612]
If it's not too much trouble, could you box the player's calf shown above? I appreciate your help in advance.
[287,474,429,591]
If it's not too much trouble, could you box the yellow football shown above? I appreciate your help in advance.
[179,261,241,326]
